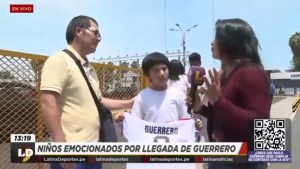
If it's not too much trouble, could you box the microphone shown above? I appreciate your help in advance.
[187,66,205,114]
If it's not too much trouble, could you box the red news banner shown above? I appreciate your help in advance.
[10,4,34,13]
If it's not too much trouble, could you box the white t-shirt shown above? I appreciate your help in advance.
[127,87,196,169]
[131,87,191,122]
[168,75,190,96]
[123,113,196,143]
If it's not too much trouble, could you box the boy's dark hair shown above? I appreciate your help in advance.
[66,15,98,44]
[142,52,169,76]
[169,60,185,80]
[189,52,201,65]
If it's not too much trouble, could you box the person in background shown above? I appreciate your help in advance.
[187,52,208,143]
[168,59,190,96]
[189,52,202,66]
[267,71,276,101]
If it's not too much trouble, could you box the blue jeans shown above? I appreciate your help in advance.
[50,163,102,169]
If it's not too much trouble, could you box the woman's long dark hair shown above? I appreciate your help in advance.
[169,60,185,80]
[215,19,262,66]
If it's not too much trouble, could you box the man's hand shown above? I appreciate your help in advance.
[101,96,136,110]
[114,111,126,122]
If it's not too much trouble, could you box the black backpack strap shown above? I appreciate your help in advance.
[62,49,101,112]
[63,49,117,142]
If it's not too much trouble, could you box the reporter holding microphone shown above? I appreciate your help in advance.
[194,19,271,169]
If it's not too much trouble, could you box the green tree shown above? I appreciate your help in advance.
[289,32,300,71]
[291,57,300,71]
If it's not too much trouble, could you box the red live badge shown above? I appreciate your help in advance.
[10,4,34,13]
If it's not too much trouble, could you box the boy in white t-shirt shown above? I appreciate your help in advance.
[132,52,202,125]
[124,52,202,169]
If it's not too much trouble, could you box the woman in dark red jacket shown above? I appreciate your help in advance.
[197,19,271,169]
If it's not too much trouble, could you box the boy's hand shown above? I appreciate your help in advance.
[195,119,203,131]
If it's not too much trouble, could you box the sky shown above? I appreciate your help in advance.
[0,0,299,71]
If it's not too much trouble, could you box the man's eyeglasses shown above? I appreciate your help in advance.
[81,27,101,38]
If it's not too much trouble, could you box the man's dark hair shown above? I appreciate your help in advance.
[66,15,98,44]
[142,52,169,76]
[169,60,185,80]
[189,52,201,65]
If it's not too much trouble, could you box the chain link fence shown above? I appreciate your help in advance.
[0,49,147,169]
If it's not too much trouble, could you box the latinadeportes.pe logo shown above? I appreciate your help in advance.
[18,147,33,162]
[10,4,34,13]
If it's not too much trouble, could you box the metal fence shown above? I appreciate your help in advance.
[0,49,148,169]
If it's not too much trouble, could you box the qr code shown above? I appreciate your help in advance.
[254,119,285,150]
